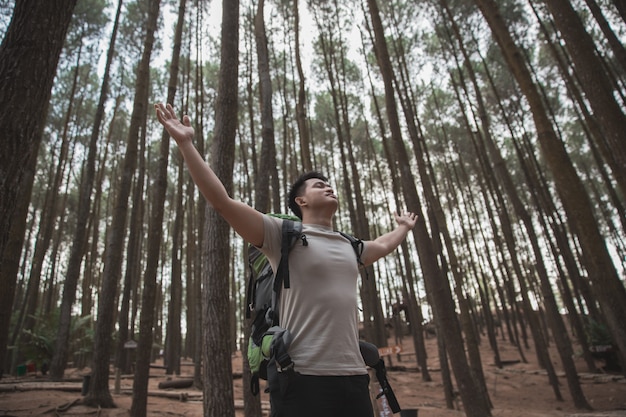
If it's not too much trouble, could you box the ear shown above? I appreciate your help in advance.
[295,196,306,208]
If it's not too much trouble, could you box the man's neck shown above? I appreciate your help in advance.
[301,212,333,228]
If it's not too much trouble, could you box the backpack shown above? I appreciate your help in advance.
[245,214,364,395]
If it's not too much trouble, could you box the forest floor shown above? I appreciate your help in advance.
[1,333,626,417]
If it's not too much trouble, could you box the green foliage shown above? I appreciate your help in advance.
[18,310,94,370]
[20,329,54,370]
[584,317,613,346]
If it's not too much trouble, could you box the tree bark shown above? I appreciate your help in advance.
[0,0,77,264]
[202,1,239,416]
[84,0,161,409]
[130,0,184,413]
[50,0,124,380]
[475,0,626,375]
[293,0,312,172]
[543,0,626,198]
[166,156,185,376]
[366,0,491,415]
[0,0,77,377]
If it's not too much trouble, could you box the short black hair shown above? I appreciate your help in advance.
[288,171,328,219]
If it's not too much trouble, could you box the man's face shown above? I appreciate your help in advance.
[301,178,338,211]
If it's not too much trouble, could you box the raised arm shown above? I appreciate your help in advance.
[361,211,417,266]
[155,103,264,247]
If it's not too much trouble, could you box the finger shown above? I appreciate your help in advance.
[166,103,178,119]
[155,104,166,122]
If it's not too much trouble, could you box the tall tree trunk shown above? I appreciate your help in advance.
[583,0,626,74]
[50,0,124,380]
[293,0,312,172]
[166,156,185,375]
[0,0,77,263]
[242,2,273,414]
[240,8,260,417]
[192,0,206,389]
[184,176,197,359]
[130,0,183,414]
[202,1,239,416]
[24,45,81,335]
[475,0,626,374]
[362,17,431,381]
[366,0,491,415]
[0,147,38,378]
[254,0,278,214]
[84,0,161,408]
[543,0,626,197]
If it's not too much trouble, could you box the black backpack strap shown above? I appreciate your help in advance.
[339,231,368,279]
[274,220,303,291]
[360,340,401,413]
[250,373,260,396]
[245,248,256,319]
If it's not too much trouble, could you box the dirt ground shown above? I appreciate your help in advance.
[1,334,625,417]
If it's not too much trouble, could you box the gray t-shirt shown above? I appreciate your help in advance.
[259,215,367,376]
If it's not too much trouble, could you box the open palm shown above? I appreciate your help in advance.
[155,103,195,145]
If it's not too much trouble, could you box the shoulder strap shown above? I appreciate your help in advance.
[273,219,303,291]
[339,231,369,280]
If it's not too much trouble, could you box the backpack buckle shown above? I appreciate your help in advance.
[277,361,294,373]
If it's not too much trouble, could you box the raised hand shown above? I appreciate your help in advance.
[155,103,194,146]
[394,211,417,230]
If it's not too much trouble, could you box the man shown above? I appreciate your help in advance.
[155,103,416,417]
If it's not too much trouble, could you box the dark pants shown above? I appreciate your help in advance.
[270,373,374,417]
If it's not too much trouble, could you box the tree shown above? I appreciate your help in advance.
[0,0,78,376]
[50,0,122,380]
[84,0,162,408]
[202,1,239,416]
[366,0,492,415]
[254,0,279,214]
[474,0,626,376]
[543,0,626,200]
[129,0,186,406]
[293,0,313,172]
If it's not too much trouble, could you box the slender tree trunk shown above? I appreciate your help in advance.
[202,1,239,416]
[84,0,161,408]
[362,17,431,381]
[23,44,82,336]
[475,0,626,374]
[583,0,626,73]
[366,0,491,415]
[129,0,184,413]
[254,0,278,214]
[50,0,124,380]
[293,0,312,172]
[166,157,185,375]
[544,0,626,195]
[191,1,206,389]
